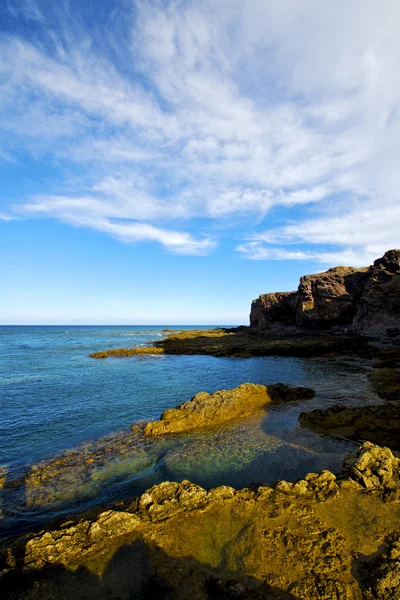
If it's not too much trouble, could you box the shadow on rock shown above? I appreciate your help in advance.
[0,538,298,600]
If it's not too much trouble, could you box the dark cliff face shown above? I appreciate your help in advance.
[250,291,297,329]
[250,250,400,337]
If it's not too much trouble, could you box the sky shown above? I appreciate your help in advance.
[1,0,399,324]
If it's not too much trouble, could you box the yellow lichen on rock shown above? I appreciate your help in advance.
[143,383,314,436]
[3,443,400,599]
[90,347,164,359]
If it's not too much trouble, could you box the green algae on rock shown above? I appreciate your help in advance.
[162,328,233,340]
[154,327,371,358]
[299,403,400,452]
[300,347,400,451]
[23,430,172,510]
[369,367,400,402]
[143,383,315,436]
[162,414,283,482]
[90,346,164,359]
[2,443,400,599]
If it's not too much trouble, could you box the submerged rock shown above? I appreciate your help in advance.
[300,403,400,452]
[143,383,315,436]
[2,443,400,599]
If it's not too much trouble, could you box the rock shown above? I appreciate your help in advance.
[0,466,7,488]
[143,383,315,436]
[299,403,400,451]
[353,249,400,336]
[361,535,400,599]
[274,470,339,501]
[250,249,400,336]
[297,266,368,329]
[344,441,400,495]
[250,292,297,329]
[2,443,400,600]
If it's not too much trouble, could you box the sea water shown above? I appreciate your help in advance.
[0,325,380,534]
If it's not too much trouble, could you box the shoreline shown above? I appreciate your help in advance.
[1,441,400,599]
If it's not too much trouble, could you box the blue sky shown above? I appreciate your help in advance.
[1,0,399,324]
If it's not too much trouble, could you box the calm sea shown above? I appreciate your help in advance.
[0,325,380,533]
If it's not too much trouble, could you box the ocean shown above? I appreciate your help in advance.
[0,325,380,534]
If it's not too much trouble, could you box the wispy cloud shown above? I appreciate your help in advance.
[1,0,400,259]
[6,0,44,23]
[0,212,17,221]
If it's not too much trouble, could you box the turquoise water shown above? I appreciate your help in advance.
[0,325,380,534]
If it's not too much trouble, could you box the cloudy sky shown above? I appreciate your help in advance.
[1,0,399,324]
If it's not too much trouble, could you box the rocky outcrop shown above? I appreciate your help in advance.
[250,292,297,330]
[250,249,400,336]
[143,383,315,436]
[1,443,400,600]
[352,249,400,336]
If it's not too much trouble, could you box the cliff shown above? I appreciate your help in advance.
[250,249,400,336]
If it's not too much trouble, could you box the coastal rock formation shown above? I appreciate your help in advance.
[300,350,400,451]
[1,443,400,599]
[249,291,297,330]
[250,249,400,336]
[300,403,400,452]
[143,383,314,436]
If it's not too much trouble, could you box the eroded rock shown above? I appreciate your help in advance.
[143,383,314,436]
[2,444,400,599]
[343,441,400,496]
[250,249,400,336]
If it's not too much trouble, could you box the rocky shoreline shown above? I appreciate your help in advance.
[2,250,400,598]
[1,442,400,599]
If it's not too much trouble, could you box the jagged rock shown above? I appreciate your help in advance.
[250,249,400,336]
[143,383,314,436]
[297,266,367,329]
[352,249,400,336]
[2,444,400,600]
[361,535,400,599]
[250,292,297,329]
[343,441,400,495]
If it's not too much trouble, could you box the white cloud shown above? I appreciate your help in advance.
[17,193,214,254]
[1,0,400,257]
[0,212,16,221]
[236,242,381,268]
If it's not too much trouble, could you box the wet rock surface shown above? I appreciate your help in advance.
[143,383,315,436]
[1,443,400,599]
[300,347,400,451]
[155,327,371,358]
[300,402,400,451]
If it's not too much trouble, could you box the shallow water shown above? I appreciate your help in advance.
[0,325,380,535]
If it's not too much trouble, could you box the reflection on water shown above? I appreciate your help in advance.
[0,326,380,535]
